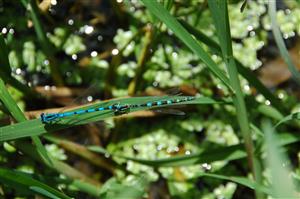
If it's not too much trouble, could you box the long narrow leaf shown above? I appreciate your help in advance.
[275,112,300,128]
[263,119,298,198]
[198,173,270,194]
[21,0,63,85]
[0,34,38,97]
[0,96,224,142]
[89,144,247,167]
[268,1,300,85]
[141,0,233,91]
[0,78,52,165]
[16,140,102,196]
[208,0,256,180]
[0,35,11,76]
[89,132,300,167]
[0,167,71,199]
[179,20,285,113]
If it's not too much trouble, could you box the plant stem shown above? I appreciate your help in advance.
[128,24,154,95]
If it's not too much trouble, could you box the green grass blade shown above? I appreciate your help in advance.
[89,144,247,167]
[90,132,300,167]
[0,167,71,199]
[99,176,147,199]
[236,63,285,112]
[141,0,233,91]
[268,1,300,85]
[275,112,300,128]
[0,34,50,165]
[0,35,11,76]
[21,0,63,85]
[16,141,102,195]
[0,34,39,98]
[0,79,26,122]
[263,119,298,198]
[0,78,52,166]
[179,20,285,113]
[44,135,115,173]
[198,173,270,194]
[0,96,224,142]
[179,20,221,53]
[20,0,50,52]
[257,104,284,121]
[208,0,256,179]
[67,179,102,197]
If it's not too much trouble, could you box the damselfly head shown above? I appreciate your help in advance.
[113,103,130,116]
[40,113,60,123]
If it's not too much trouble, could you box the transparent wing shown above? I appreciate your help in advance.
[57,83,99,113]
[152,108,185,116]
[165,87,182,96]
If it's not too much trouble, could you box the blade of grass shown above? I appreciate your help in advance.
[44,135,116,174]
[179,20,285,113]
[17,140,101,187]
[207,2,264,198]
[0,167,71,199]
[262,119,298,198]
[140,0,233,92]
[0,96,224,142]
[89,131,300,167]
[20,0,63,86]
[257,104,284,121]
[207,0,258,181]
[0,33,51,169]
[0,78,52,166]
[0,34,39,98]
[89,144,247,167]
[99,176,147,199]
[128,25,154,95]
[268,1,300,85]
[0,79,27,122]
[275,111,300,128]
[0,35,11,76]
[198,173,270,194]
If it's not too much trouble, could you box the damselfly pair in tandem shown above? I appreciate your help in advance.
[40,96,196,123]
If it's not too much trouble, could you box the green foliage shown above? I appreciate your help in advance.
[263,119,298,198]
[0,167,71,199]
[1,0,300,198]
